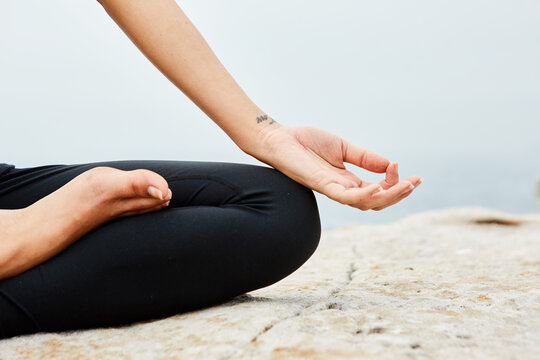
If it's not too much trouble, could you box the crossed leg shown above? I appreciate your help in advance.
[0,160,321,339]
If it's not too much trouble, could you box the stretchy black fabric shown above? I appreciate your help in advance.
[0,164,14,178]
[0,160,321,339]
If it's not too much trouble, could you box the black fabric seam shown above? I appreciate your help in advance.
[165,175,244,197]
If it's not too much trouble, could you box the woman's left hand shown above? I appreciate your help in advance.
[252,125,422,211]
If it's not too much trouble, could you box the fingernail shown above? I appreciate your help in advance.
[372,185,383,195]
[167,188,172,200]
[163,200,170,207]
[418,178,423,184]
[147,186,164,200]
[401,184,414,194]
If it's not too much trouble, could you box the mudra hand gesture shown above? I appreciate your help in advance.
[254,124,422,211]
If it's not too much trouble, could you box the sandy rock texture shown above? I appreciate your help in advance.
[1,207,539,360]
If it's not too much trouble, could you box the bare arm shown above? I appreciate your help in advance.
[97,0,422,210]
[97,0,279,156]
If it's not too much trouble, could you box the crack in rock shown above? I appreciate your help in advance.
[223,245,360,358]
[222,309,304,359]
[346,262,358,283]
[250,322,277,343]
[250,309,302,342]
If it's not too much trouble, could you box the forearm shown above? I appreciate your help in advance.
[97,0,281,155]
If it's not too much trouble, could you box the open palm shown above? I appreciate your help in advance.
[255,126,422,211]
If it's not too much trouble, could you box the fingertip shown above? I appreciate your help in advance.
[406,176,423,186]
[371,184,383,195]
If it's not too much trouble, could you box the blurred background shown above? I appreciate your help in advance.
[1,0,539,230]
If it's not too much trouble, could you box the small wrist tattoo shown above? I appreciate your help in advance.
[255,114,275,125]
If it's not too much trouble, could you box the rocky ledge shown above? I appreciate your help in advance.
[1,207,539,360]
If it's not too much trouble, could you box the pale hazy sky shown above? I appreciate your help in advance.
[1,1,539,228]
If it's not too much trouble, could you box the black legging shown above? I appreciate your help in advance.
[0,160,321,339]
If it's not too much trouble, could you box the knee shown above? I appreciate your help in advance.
[273,170,322,255]
[248,168,322,287]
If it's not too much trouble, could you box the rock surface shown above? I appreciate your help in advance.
[1,207,539,360]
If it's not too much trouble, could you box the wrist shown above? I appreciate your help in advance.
[238,116,284,158]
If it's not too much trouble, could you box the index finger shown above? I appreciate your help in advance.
[342,139,390,174]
